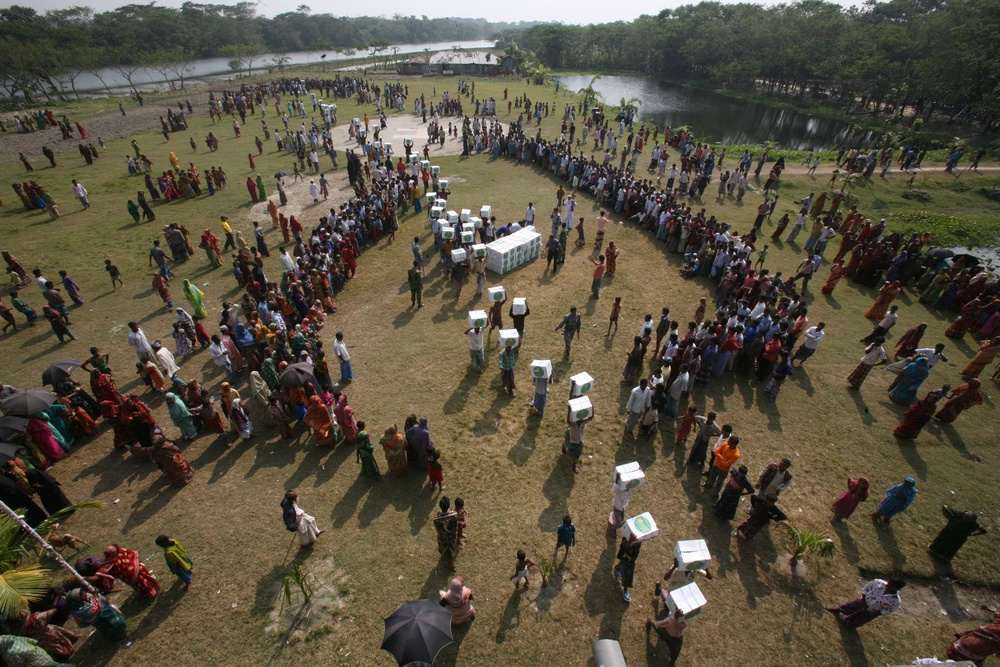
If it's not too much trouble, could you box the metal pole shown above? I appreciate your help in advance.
[0,502,96,594]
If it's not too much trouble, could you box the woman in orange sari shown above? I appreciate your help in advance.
[98,544,160,598]
[865,280,901,320]
[945,298,982,339]
[303,395,335,445]
[821,260,847,295]
[380,425,408,476]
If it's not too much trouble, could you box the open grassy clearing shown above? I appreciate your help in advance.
[1,75,998,666]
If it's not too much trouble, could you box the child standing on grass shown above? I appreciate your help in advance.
[510,550,536,589]
[575,217,586,246]
[455,497,469,544]
[104,259,123,291]
[427,448,445,492]
[606,296,622,336]
[675,405,698,446]
[555,515,576,561]
[755,245,769,270]
[155,534,193,591]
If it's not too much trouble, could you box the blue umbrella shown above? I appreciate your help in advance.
[381,599,453,666]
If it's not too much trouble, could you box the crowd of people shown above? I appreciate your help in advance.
[0,71,997,665]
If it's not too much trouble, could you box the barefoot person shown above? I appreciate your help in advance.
[155,535,194,591]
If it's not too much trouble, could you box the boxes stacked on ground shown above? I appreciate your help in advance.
[484,227,543,275]
[615,462,645,490]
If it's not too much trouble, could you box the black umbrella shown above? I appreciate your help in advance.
[273,171,289,179]
[951,253,981,266]
[0,390,55,417]
[278,363,316,387]
[925,247,954,259]
[0,416,28,441]
[41,360,81,387]
[0,442,20,467]
[381,599,454,667]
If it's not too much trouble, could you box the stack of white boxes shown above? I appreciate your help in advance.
[485,226,542,275]
[615,462,645,490]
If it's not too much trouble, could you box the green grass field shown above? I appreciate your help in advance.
[1,75,998,667]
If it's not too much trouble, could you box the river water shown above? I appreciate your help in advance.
[68,39,495,93]
[555,74,875,151]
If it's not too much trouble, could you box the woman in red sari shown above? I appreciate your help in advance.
[98,544,161,598]
[333,392,358,445]
[303,395,335,446]
[605,241,620,277]
[893,322,927,359]
[99,400,135,449]
[820,260,847,295]
[831,476,870,520]
[945,298,982,339]
[19,608,79,661]
[186,380,225,435]
[935,379,984,423]
[90,369,122,407]
[894,387,948,439]
[132,432,194,487]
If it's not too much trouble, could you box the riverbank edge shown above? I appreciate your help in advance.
[552,69,1000,158]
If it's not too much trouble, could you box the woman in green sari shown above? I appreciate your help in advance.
[260,354,280,391]
[182,280,207,319]
[65,588,127,640]
[126,199,141,224]
[165,392,197,439]
[355,421,381,480]
[255,174,267,199]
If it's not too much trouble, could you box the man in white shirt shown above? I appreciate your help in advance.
[624,379,651,439]
[862,305,899,343]
[71,180,90,209]
[914,343,948,367]
[152,340,185,390]
[464,326,485,372]
[333,332,353,383]
[279,247,297,273]
[826,577,905,629]
[208,334,234,383]
[525,202,536,225]
[127,321,152,361]
[792,322,826,366]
